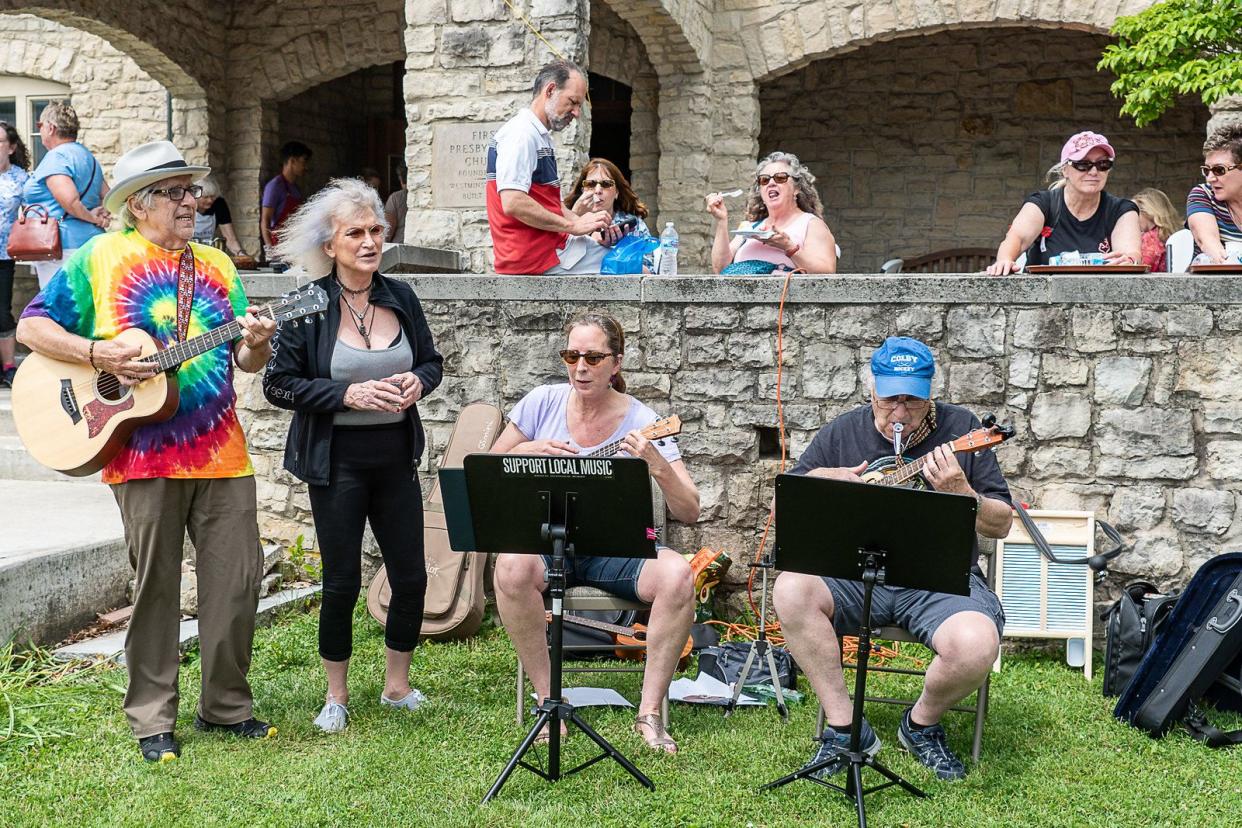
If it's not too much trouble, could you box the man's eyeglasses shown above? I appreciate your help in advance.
[1201,163,1242,178]
[560,349,615,366]
[584,179,615,190]
[1068,159,1114,172]
[757,172,798,186]
[873,396,930,411]
[150,184,204,202]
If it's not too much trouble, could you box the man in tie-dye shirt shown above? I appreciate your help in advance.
[17,141,278,763]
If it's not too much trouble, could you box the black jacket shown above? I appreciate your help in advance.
[262,272,443,486]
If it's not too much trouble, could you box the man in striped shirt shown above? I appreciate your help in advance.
[485,60,612,275]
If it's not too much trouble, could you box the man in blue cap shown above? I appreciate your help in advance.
[773,336,1013,781]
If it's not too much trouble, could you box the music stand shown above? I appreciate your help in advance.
[759,474,977,828]
[443,453,659,803]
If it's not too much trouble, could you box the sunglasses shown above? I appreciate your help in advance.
[584,179,615,190]
[1201,163,1242,178]
[560,349,615,366]
[757,172,798,186]
[1067,159,1114,172]
[149,184,204,201]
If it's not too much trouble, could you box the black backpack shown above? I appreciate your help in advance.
[1101,580,1179,698]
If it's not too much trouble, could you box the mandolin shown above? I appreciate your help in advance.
[859,415,1016,488]
[547,610,694,665]
[11,284,329,476]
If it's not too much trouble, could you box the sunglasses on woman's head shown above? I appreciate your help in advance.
[584,179,615,190]
[1068,159,1114,172]
[560,349,615,366]
[757,172,798,186]
[1201,163,1242,178]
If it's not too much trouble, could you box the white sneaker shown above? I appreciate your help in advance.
[380,688,427,711]
[313,696,349,733]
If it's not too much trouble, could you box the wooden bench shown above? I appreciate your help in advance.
[894,247,996,274]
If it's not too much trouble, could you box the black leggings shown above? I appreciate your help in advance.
[0,259,16,337]
[309,425,426,662]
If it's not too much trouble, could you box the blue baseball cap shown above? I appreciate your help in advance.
[870,336,935,399]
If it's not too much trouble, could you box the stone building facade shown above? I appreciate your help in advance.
[5,0,1236,272]
[235,273,1242,612]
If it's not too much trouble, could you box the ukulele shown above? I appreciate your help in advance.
[11,284,329,476]
[579,414,681,456]
[547,610,694,666]
[859,415,1015,488]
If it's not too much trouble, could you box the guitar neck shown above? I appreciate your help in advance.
[137,305,274,373]
[878,452,934,487]
[560,613,633,637]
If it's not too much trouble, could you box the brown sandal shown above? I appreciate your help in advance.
[633,713,677,754]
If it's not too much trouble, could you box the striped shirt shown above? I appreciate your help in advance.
[485,108,567,274]
[1186,184,1242,245]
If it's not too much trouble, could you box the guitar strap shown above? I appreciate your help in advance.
[892,404,937,468]
[176,245,196,343]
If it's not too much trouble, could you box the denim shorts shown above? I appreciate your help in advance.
[822,572,1005,648]
[541,553,651,602]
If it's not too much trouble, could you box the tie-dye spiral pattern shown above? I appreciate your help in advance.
[22,228,254,484]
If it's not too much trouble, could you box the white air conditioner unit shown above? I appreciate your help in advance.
[994,510,1095,679]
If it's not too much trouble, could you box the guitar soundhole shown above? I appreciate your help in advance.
[95,372,130,402]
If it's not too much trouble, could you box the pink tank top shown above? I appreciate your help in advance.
[735,211,815,268]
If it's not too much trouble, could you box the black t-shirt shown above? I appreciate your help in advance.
[1022,189,1138,266]
[203,196,233,225]
[790,402,1012,507]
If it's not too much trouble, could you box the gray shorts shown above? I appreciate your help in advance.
[822,572,1005,649]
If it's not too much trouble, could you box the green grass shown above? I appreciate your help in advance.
[2,604,1240,828]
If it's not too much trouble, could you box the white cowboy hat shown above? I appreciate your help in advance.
[104,140,210,214]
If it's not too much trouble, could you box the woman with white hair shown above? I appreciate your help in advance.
[193,175,247,257]
[705,150,838,274]
[262,177,443,733]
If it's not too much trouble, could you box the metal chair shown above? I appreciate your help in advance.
[814,537,998,762]
[515,480,671,724]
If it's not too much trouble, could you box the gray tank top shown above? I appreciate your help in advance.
[330,329,413,426]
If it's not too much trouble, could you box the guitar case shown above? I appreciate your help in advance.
[367,401,503,641]
[1114,552,1242,745]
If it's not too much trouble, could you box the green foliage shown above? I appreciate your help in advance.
[2,609,1241,827]
[286,533,322,583]
[1099,0,1242,127]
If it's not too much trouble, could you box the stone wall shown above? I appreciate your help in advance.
[235,273,1242,615]
[757,27,1210,271]
[0,13,171,169]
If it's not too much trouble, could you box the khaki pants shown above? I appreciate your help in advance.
[111,476,263,738]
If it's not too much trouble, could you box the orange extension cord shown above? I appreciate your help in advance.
[704,271,913,666]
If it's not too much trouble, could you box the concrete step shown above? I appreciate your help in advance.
[0,387,13,436]
[0,479,127,646]
[54,585,323,662]
[0,435,101,482]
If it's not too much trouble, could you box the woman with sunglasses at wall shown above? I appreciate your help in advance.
[986,131,1140,275]
[565,158,652,249]
[705,150,838,274]
[1187,123,1242,263]
[490,311,699,754]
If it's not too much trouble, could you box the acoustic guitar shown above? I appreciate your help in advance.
[859,415,1016,488]
[547,610,694,665]
[11,284,329,476]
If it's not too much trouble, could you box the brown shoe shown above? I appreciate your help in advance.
[633,713,677,754]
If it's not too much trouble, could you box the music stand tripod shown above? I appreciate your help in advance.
[724,551,789,721]
[759,474,978,828]
[444,454,659,804]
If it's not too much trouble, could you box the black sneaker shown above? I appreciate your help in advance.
[138,731,180,763]
[897,708,966,780]
[803,718,881,780]
[0,366,14,388]
[193,714,277,739]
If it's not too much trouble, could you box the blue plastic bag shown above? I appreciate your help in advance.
[601,234,659,275]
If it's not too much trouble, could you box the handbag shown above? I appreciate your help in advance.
[9,155,97,262]
[7,204,62,261]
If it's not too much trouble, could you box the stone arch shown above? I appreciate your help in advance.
[739,1,1133,84]
[597,0,709,79]
[0,5,216,168]
[221,0,405,246]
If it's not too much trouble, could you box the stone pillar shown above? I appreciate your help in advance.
[652,74,717,270]
[403,0,591,272]
[1208,94,1242,136]
[224,100,271,253]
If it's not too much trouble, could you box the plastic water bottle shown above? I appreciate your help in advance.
[658,222,679,275]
